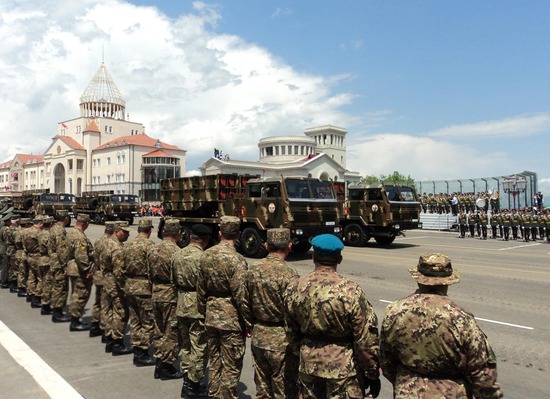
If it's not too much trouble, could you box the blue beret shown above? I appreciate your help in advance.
[312,234,344,255]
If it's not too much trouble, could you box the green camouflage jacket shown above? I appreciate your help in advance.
[66,228,94,276]
[123,235,154,296]
[171,243,204,319]
[148,239,179,303]
[48,223,67,271]
[244,253,298,351]
[380,292,503,399]
[284,267,380,380]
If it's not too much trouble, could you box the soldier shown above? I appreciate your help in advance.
[15,218,32,297]
[380,253,503,399]
[543,210,550,243]
[244,228,299,399]
[0,212,11,289]
[90,221,117,337]
[511,209,519,240]
[457,211,467,238]
[150,218,184,380]
[123,219,156,367]
[489,211,499,239]
[101,221,132,355]
[531,210,540,241]
[284,234,381,399]
[23,215,47,309]
[38,216,54,315]
[479,210,488,240]
[197,216,250,399]
[172,224,212,398]
[66,214,94,331]
[521,210,531,242]
[49,210,72,323]
[4,215,20,292]
[467,211,476,238]
[501,210,511,241]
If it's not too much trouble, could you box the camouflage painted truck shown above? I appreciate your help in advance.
[74,191,140,225]
[12,189,75,226]
[336,183,422,246]
[160,173,343,258]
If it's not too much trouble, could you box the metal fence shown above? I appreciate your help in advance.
[415,170,538,210]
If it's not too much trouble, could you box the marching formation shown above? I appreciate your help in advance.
[0,209,504,399]
[457,208,550,242]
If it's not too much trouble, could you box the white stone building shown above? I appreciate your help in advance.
[0,63,186,200]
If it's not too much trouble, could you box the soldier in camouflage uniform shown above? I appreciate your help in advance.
[23,215,47,309]
[172,224,212,398]
[510,209,519,240]
[244,228,299,399]
[542,210,550,242]
[0,214,9,289]
[90,221,116,337]
[49,210,72,323]
[38,216,54,315]
[457,211,467,239]
[380,253,503,399]
[467,211,476,238]
[197,216,251,399]
[123,219,156,367]
[150,218,184,380]
[479,210,488,240]
[284,234,381,399]
[66,214,94,331]
[101,221,132,355]
[489,211,498,239]
[15,218,32,297]
[4,215,20,292]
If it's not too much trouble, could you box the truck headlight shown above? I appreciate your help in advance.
[334,227,341,233]
[295,229,304,235]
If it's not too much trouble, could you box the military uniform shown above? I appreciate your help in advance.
[284,235,380,399]
[457,212,467,238]
[380,253,503,399]
[101,222,131,353]
[489,212,498,239]
[501,212,511,241]
[22,216,48,308]
[4,217,19,291]
[15,218,32,295]
[479,212,488,240]
[244,228,299,399]
[511,212,520,240]
[467,212,476,238]
[123,219,156,365]
[66,214,94,330]
[38,217,54,313]
[85,221,112,336]
[49,213,69,315]
[172,224,211,397]
[150,219,184,378]
[197,216,250,399]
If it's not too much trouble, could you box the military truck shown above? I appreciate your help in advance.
[12,189,75,226]
[160,173,343,258]
[74,191,140,225]
[338,183,422,246]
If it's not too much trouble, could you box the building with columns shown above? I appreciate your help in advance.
[0,63,186,200]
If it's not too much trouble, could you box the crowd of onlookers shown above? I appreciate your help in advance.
[139,204,164,217]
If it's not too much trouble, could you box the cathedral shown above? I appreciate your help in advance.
[0,63,187,201]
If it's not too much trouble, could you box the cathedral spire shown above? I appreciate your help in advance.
[79,63,126,120]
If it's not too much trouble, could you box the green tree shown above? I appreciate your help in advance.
[361,171,415,185]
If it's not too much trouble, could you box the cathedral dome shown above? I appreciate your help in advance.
[79,63,126,120]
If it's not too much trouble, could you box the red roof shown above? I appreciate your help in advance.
[93,133,185,152]
[143,149,176,158]
[0,160,12,169]
[16,154,44,164]
[52,135,85,150]
[84,119,101,133]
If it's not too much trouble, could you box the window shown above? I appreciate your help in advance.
[107,157,111,166]
[106,175,111,183]
[97,176,100,184]
[265,147,273,156]
[281,146,285,155]
[294,145,298,155]
[77,159,84,170]
[275,146,279,155]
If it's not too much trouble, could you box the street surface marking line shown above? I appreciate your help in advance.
[0,320,84,399]
[399,236,429,240]
[378,301,534,330]
[498,243,540,251]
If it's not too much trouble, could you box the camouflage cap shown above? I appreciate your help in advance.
[191,224,211,237]
[409,253,460,286]
[43,216,54,225]
[77,214,91,223]
[20,218,33,225]
[138,219,154,229]
[116,221,131,232]
[312,234,344,255]
[163,219,181,235]
[55,210,69,217]
[267,228,291,245]
[33,214,46,223]
[104,221,117,233]
[219,216,240,234]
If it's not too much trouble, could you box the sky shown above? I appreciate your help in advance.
[1,0,549,197]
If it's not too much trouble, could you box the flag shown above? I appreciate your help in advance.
[61,122,68,129]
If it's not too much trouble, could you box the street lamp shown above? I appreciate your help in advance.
[502,175,526,209]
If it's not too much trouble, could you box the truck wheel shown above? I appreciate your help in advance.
[344,224,368,247]
[291,241,312,254]
[374,236,395,246]
[239,228,267,258]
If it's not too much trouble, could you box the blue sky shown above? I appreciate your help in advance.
[1,1,549,197]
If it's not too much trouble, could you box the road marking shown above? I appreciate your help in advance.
[403,242,497,251]
[0,320,84,399]
[399,236,429,240]
[499,243,540,251]
[378,300,534,330]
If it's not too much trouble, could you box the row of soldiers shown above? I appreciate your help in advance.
[457,208,550,241]
[420,192,500,214]
[1,210,504,399]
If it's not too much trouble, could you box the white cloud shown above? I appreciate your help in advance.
[426,113,550,139]
[271,7,292,18]
[0,0,356,170]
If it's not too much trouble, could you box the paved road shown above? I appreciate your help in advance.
[0,221,548,398]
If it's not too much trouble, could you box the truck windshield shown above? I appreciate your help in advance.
[385,186,417,202]
[310,180,335,199]
[58,194,74,202]
[285,179,309,199]
[40,194,58,202]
